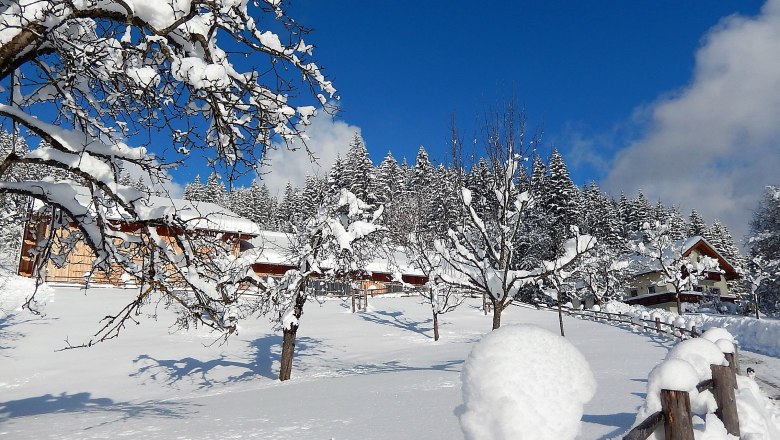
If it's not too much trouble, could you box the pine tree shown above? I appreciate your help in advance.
[277,183,300,232]
[342,134,374,203]
[373,152,402,206]
[184,174,207,201]
[300,175,325,220]
[203,172,227,207]
[255,183,278,230]
[529,156,547,202]
[708,220,743,270]
[546,149,581,243]
[580,182,623,250]
[327,155,346,196]
[747,187,780,314]
[665,206,688,241]
[466,158,495,220]
[689,209,708,238]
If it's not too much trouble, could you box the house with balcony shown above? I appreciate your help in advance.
[622,236,740,312]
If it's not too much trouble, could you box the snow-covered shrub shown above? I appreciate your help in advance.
[458,325,596,440]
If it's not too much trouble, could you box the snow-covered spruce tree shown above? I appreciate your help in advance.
[342,133,374,204]
[545,148,581,246]
[183,175,206,202]
[631,221,721,313]
[276,182,300,232]
[0,0,336,341]
[689,209,708,237]
[435,103,594,329]
[257,189,383,380]
[747,186,780,315]
[300,175,325,220]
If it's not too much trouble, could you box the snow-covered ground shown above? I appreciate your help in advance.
[1,279,778,439]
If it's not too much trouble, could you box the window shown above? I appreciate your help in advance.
[648,285,656,294]
[630,289,638,297]
[711,287,721,296]
[694,286,704,292]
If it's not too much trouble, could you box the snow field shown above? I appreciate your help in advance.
[0,279,775,439]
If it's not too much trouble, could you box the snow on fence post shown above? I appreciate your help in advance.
[711,363,740,436]
[655,317,661,334]
[660,389,695,440]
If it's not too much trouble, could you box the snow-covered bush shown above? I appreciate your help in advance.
[458,325,596,440]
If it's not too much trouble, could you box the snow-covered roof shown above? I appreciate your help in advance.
[33,187,261,235]
[248,231,425,277]
[622,235,738,278]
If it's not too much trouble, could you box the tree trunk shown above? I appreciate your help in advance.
[279,324,298,381]
[433,311,440,341]
[754,291,761,319]
[557,292,565,337]
[482,291,487,316]
[675,292,683,315]
[491,301,501,330]
[278,292,306,381]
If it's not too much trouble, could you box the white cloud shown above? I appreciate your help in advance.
[604,0,780,244]
[260,110,360,196]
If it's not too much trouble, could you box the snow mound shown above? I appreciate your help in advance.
[458,324,596,440]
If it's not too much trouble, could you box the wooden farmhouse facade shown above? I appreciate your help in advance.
[17,196,262,285]
[622,236,740,312]
[17,197,427,293]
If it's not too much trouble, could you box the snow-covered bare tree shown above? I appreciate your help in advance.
[434,103,594,329]
[570,242,633,305]
[0,0,336,340]
[255,189,383,380]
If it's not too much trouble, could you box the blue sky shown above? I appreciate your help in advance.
[259,0,779,243]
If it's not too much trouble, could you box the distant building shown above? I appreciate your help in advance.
[17,193,427,293]
[17,193,260,285]
[622,236,740,312]
[247,230,427,296]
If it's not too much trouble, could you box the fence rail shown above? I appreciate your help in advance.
[525,303,700,340]
[622,351,741,440]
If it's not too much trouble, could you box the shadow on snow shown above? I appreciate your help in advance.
[131,335,324,387]
[0,391,193,422]
[358,309,433,338]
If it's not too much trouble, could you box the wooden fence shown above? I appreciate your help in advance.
[533,304,701,340]
[623,351,741,440]
[517,303,744,439]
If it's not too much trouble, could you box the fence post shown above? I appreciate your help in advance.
[711,364,740,436]
[660,389,695,440]
[724,352,737,375]
[690,325,697,338]
[655,317,662,334]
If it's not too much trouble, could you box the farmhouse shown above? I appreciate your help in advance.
[17,194,427,293]
[622,236,740,312]
[246,230,427,296]
[17,194,261,285]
